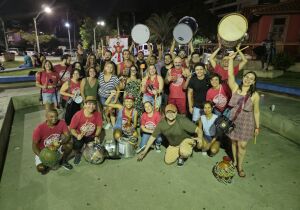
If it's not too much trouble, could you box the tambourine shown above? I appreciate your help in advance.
[74,95,83,104]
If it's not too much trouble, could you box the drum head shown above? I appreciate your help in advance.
[173,23,193,44]
[218,13,248,41]
[178,16,198,33]
[74,96,83,104]
[131,24,150,44]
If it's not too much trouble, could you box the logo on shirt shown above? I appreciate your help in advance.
[80,121,96,136]
[145,121,156,131]
[172,74,183,86]
[213,94,227,109]
[44,134,61,148]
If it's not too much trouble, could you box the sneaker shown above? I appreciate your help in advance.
[202,151,208,156]
[74,154,82,165]
[155,144,161,153]
[136,145,146,154]
[104,123,112,130]
[177,158,185,167]
[62,161,73,170]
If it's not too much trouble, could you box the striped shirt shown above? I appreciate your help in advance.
[98,72,120,98]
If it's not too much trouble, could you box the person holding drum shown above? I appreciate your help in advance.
[70,96,103,165]
[98,61,120,129]
[99,50,117,73]
[60,69,82,125]
[137,104,203,166]
[35,60,61,111]
[170,39,188,68]
[136,50,148,77]
[209,41,248,82]
[165,56,191,114]
[227,52,260,178]
[146,43,163,76]
[105,90,139,144]
[32,109,73,174]
[141,64,164,111]
[160,53,174,107]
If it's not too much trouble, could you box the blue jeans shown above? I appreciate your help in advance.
[139,133,162,148]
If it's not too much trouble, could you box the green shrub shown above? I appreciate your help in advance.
[273,53,295,70]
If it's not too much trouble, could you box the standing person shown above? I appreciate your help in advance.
[136,51,147,77]
[105,91,138,142]
[72,61,85,79]
[76,43,87,66]
[19,51,33,68]
[117,49,133,90]
[35,60,60,111]
[197,101,220,156]
[166,56,190,114]
[261,33,275,71]
[227,52,260,178]
[69,96,103,165]
[54,54,72,84]
[98,62,120,129]
[137,104,203,166]
[124,65,143,120]
[60,69,82,125]
[187,63,210,122]
[141,64,164,111]
[99,50,117,72]
[80,67,99,102]
[160,53,174,107]
[209,42,247,82]
[170,39,188,68]
[206,73,231,116]
[138,101,162,152]
[85,54,100,73]
[32,109,73,174]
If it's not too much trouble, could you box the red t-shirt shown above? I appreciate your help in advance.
[62,80,81,101]
[145,75,160,97]
[69,110,103,137]
[54,64,72,84]
[206,84,231,112]
[213,64,239,81]
[36,70,59,93]
[32,120,68,150]
[169,68,185,99]
[141,111,161,131]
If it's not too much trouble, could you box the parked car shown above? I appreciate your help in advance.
[63,49,76,57]
[7,48,20,55]
[138,43,153,57]
[25,48,36,56]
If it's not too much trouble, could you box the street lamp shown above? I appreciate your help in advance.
[33,6,52,54]
[93,21,105,53]
[65,22,72,54]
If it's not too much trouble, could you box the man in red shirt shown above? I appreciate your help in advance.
[69,96,103,164]
[32,109,73,174]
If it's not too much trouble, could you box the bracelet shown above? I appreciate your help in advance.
[255,127,260,130]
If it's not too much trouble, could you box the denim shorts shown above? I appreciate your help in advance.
[42,92,60,104]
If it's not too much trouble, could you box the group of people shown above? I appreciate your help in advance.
[32,36,260,178]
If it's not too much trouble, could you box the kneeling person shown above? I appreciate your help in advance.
[138,104,203,166]
[32,109,73,174]
[69,96,103,164]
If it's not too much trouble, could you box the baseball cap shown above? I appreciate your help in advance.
[125,94,135,101]
[165,104,177,113]
[85,96,97,104]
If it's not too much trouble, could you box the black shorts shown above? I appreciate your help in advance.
[72,136,94,151]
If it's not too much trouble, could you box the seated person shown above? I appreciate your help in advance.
[105,90,138,143]
[137,104,203,166]
[32,109,73,175]
[197,101,220,156]
[137,101,162,153]
[19,52,33,68]
[69,96,103,165]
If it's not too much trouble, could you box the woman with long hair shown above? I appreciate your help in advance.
[124,65,143,120]
[60,69,82,125]
[98,62,120,129]
[72,61,85,79]
[85,54,100,73]
[35,60,60,110]
[80,67,99,103]
[141,64,164,111]
[227,52,260,178]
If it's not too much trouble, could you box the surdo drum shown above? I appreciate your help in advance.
[218,13,248,48]
[173,16,198,44]
[83,142,106,164]
[131,24,150,44]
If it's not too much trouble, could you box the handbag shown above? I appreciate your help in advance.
[215,94,250,134]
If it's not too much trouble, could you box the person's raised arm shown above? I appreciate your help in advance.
[170,39,176,60]
[209,36,222,69]
[146,42,153,64]
[228,53,238,92]
[236,44,248,70]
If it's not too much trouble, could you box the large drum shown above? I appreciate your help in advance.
[103,139,120,159]
[212,156,235,184]
[83,142,106,164]
[173,16,198,44]
[131,24,150,44]
[218,13,248,48]
[118,136,137,159]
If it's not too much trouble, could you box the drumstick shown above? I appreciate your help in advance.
[238,46,249,52]
[254,135,257,144]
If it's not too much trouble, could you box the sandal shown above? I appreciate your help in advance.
[237,169,246,178]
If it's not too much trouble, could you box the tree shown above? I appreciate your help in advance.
[145,12,176,49]
[20,30,53,50]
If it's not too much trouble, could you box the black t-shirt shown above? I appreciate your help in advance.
[188,75,210,108]
[160,65,174,95]
[136,60,147,74]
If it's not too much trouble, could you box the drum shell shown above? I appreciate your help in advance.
[104,141,118,157]
[178,16,198,33]
[118,139,135,158]
[83,142,106,164]
[173,16,198,44]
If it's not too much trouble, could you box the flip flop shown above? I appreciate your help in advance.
[238,169,246,178]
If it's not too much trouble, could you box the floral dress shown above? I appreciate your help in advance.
[125,80,143,120]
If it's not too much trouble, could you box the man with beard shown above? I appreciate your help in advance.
[69,96,103,164]
[137,104,203,166]
[160,53,174,107]
[165,56,190,114]
[99,50,117,72]
[136,51,147,77]
[32,109,73,174]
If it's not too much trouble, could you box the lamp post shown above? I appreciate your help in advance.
[33,6,52,54]
[93,21,105,53]
[65,22,72,53]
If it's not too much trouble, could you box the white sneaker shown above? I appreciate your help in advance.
[104,123,111,130]
[202,151,207,156]
[155,144,161,153]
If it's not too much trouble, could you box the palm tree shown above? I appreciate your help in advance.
[145,12,176,49]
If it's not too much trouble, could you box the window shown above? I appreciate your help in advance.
[271,17,286,41]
